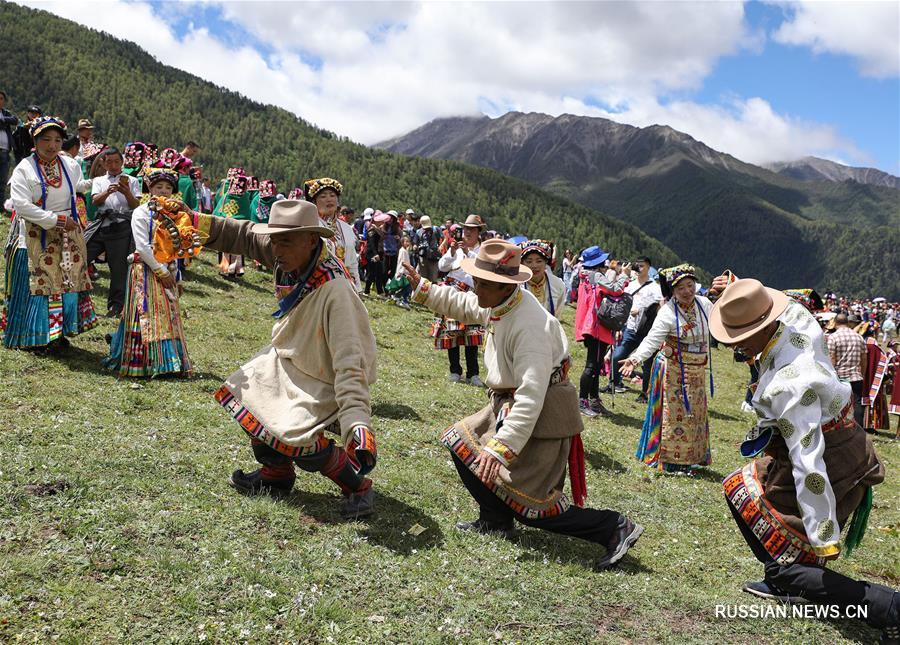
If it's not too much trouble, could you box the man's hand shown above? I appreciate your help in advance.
[400,261,421,290]
[474,451,502,485]
[618,358,636,378]
[159,272,176,290]
[107,183,120,195]
[62,216,78,232]
[709,272,735,297]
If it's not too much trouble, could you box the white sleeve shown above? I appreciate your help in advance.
[438,248,461,273]
[763,362,842,557]
[10,163,58,229]
[340,224,360,289]
[491,346,553,456]
[412,279,488,325]
[131,206,165,273]
[629,302,673,364]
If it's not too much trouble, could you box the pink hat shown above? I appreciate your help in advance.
[374,211,391,224]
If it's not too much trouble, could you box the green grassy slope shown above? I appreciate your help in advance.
[0,227,897,642]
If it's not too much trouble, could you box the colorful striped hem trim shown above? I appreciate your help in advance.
[723,463,823,566]
[440,425,569,519]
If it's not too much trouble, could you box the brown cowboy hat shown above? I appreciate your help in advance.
[462,213,487,228]
[251,199,334,237]
[709,278,789,344]
[460,239,532,284]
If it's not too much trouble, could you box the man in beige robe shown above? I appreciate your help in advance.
[195,199,378,518]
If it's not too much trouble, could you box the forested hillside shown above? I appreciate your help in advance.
[0,3,681,268]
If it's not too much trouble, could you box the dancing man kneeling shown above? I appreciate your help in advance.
[195,199,378,518]
[402,240,642,569]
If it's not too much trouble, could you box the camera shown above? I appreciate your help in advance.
[453,226,464,242]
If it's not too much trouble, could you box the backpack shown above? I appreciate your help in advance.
[595,288,632,332]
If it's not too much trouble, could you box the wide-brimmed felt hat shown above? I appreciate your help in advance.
[252,199,334,237]
[460,239,533,284]
[709,278,789,344]
[77,118,94,130]
[462,213,487,228]
[581,245,609,268]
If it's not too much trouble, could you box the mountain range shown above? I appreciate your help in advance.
[380,113,900,298]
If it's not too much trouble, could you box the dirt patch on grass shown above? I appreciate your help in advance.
[23,480,69,496]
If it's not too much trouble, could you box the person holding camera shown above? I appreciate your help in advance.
[88,147,141,318]
[431,214,487,386]
[414,215,440,282]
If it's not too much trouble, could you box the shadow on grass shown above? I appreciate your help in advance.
[283,489,445,555]
[586,450,627,474]
[824,615,882,644]
[372,402,422,421]
[515,529,651,574]
[603,411,643,431]
[50,344,108,373]
[709,409,740,422]
[687,467,727,484]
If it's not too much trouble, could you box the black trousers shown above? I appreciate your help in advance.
[850,380,865,428]
[453,455,623,546]
[727,499,899,629]
[382,254,398,290]
[448,345,479,378]
[579,335,609,399]
[0,149,10,203]
[86,220,134,312]
[365,260,384,294]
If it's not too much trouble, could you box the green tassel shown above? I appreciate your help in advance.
[843,487,873,558]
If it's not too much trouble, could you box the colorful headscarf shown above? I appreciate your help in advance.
[144,143,159,164]
[81,141,109,162]
[245,176,259,192]
[520,239,554,261]
[660,263,698,288]
[158,148,181,169]
[123,141,147,168]
[259,179,277,198]
[304,177,343,201]
[172,156,193,173]
[227,167,245,180]
[29,116,67,139]
[226,175,248,196]
[287,187,305,200]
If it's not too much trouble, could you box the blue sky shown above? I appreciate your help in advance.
[20,0,900,173]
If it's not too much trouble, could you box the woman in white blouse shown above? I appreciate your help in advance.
[619,264,715,474]
[519,239,565,318]
[4,117,96,352]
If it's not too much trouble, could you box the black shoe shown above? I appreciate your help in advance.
[105,307,122,319]
[455,518,517,539]
[341,486,376,519]
[589,397,609,416]
[741,580,808,604]
[599,384,613,394]
[635,393,648,404]
[45,336,71,355]
[595,518,643,570]
[228,468,294,497]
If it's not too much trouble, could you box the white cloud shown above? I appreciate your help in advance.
[13,0,885,170]
[773,1,900,77]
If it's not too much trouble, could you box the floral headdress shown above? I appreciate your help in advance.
[287,187,304,200]
[123,141,147,168]
[227,167,245,180]
[159,148,181,168]
[226,175,248,196]
[259,179,277,198]
[245,176,259,192]
[304,177,343,201]
[783,289,824,313]
[145,165,179,189]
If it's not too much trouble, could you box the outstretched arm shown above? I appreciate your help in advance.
[194,212,275,267]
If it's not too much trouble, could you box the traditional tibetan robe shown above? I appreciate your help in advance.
[522,268,565,318]
[412,279,584,517]
[724,300,884,565]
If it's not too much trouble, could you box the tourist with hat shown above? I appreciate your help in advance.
[363,211,389,296]
[706,277,895,640]
[401,241,643,568]
[574,245,628,417]
[4,116,97,352]
[104,167,200,377]
[619,264,714,473]
[519,239,565,317]
[187,199,378,516]
[413,215,440,282]
[304,177,361,292]
[433,213,488,387]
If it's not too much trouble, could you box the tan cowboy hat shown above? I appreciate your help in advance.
[460,239,532,284]
[709,278,789,344]
[462,213,487,228]
[251,199,334,237]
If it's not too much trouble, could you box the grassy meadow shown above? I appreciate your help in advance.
[0,238,897,643]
